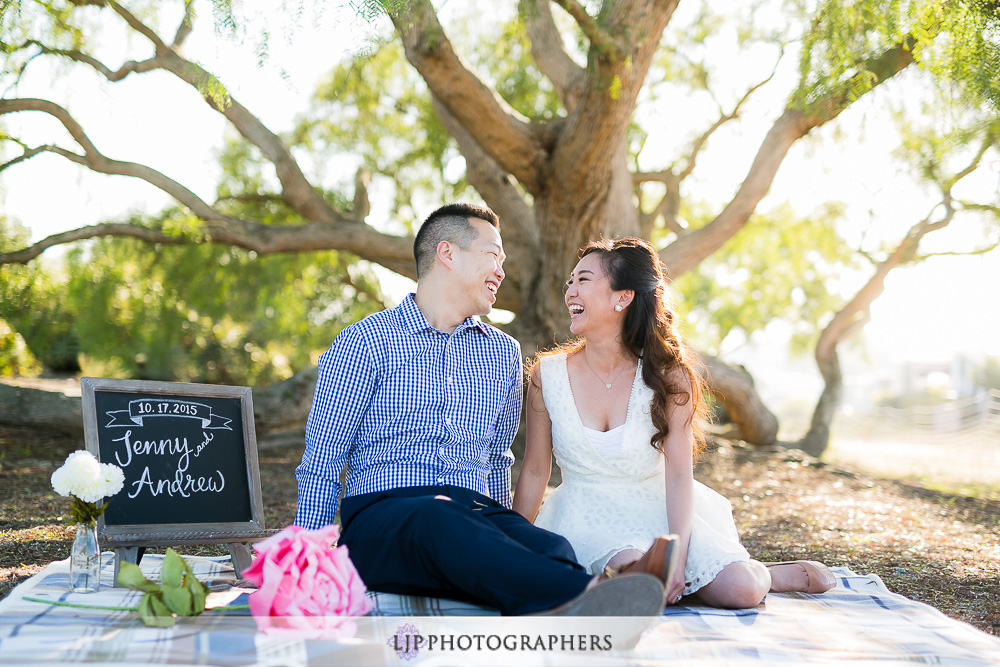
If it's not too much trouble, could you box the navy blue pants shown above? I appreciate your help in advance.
[339,485,592,615]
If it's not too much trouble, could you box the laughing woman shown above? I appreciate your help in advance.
[512,237,835,608]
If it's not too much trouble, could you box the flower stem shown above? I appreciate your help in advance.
[22,596,251,613]
[23,596,137,611]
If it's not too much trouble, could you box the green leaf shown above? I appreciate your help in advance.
[117,562,159,593]
[160,585,193,616]
[185,572,209,614]
[160,549,184,588]
[139,593,176,628]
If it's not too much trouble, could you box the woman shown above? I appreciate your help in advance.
[512,238,834,608]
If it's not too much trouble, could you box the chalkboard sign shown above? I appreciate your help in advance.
[81,377,274,578]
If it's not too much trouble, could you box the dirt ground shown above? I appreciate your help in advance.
[1,428,997,637]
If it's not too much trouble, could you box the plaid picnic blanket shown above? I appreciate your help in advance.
[1,552,998,665]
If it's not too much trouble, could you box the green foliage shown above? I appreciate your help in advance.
[55,226,382,386]
[118,549,210,628]
[794,0,1000,114]
[672,202,859,356]
[918,0,1000,113]
[0,218,76,374]
[894,97,1000,189]
[0,218,40,376]
[67,495,109,527]
[793,0,915,112]
[0,319,41,376]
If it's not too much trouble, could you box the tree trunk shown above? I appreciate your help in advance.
[697,354,779,446]
[0,370,320,444]
[793,348,843,458]
[784,205,957,458]
[0,383,83,436]
[251,367,317,433]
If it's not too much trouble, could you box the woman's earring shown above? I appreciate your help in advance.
[614,304,623,312]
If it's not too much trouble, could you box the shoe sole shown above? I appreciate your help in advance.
[538,573,665,616]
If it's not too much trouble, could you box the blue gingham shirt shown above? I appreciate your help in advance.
[294,294,523,529]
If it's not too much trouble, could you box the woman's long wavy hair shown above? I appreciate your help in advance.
[534,237,708,456]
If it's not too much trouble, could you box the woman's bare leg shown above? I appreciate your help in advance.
[605,548,643,571]
[693,559,770,609]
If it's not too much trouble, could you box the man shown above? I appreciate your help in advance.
[295,203,666,615]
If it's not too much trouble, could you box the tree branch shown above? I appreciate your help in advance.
[389,0,546,192]
[912,240,1000,260]
[820,204,955,357]
[336,254,388,312]
[660,38,916,277]
[0,99,235,223]
[353,167,371,220]
[0,101,416,278]
[678,60,780,183]
[521,0,587,110]
[431,96,536,312]
[0,219,417,278]
[947,127,999,189]
[0,142,47,172]
[548,0,679,198]
[173,0,196,48]
[635,169,683,238]
[11,40,164,81]
[633,170,674,184]
[550,0,623,61]
[90,1,347,225]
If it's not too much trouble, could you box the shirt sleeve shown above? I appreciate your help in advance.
[487,341,522,508]
[294,326,376,529]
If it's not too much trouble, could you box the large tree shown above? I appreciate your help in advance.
[1,0,996,441]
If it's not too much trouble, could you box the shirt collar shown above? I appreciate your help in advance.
[397,294,490,337]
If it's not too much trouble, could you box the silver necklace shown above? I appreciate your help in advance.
[583,354,631,390]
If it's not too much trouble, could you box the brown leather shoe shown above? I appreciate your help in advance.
[603,535,679,586]
[765,560,836,594]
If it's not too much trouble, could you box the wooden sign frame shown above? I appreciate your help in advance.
[81,377,274,579]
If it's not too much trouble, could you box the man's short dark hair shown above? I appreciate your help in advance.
[413,203,500,278]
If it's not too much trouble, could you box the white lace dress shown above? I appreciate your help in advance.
[533,353,750,595]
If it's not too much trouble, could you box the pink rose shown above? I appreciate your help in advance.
[242,524,373,638]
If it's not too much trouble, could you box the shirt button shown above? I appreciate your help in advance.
[447,376,453,384]
[446,418,452,425]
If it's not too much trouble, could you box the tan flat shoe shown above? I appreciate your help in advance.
[766,560,836,594]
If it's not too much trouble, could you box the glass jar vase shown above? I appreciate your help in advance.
[69,522,101,593]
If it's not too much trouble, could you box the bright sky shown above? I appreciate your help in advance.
[2,1,998,380]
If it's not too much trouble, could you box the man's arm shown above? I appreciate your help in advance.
[486,343,522,508]
[294,326,376,529]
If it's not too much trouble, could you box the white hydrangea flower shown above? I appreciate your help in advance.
[101,462,125,497]
[50,450,125,503]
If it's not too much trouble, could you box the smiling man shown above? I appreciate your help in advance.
[294,203,665,616]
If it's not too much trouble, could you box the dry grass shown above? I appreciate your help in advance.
[1,431,997,637]
[824,435,1000,501]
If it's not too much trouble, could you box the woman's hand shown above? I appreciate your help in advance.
[664,551,687,605]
